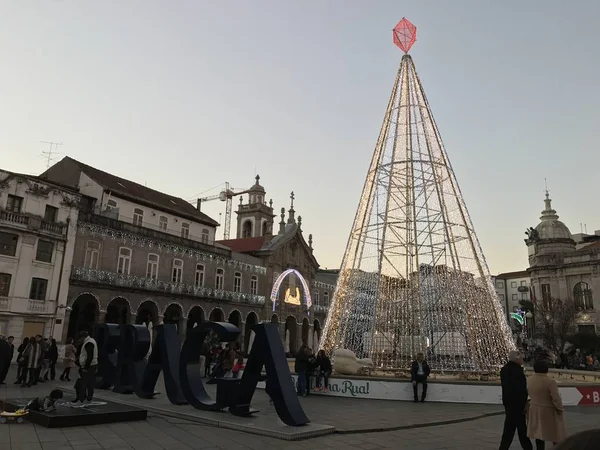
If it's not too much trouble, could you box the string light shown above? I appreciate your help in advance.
[78,221,267,275]
[71,267,266,305]
[320,54,515,374]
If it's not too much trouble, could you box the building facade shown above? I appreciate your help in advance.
[41,157,268,350]
[218,181,332,354]
[493,271,532,318]
[526,192,598,333]
[0,169,81,342]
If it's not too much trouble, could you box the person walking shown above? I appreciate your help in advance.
[410,352,431,403]
[60,337,77,381]
[22,335,43,387]
[70,331,98,406]
[499,350,533,450]
[14,337,29,385]
[527,360,566,449]
[46,339,58,381]
[0,336,14,384]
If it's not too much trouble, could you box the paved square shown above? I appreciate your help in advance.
[1,366,598,449]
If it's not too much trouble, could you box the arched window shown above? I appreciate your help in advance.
[574,282,594,310]
[133,208,144,226]
[181,223,190,239]
[84,241,101,269]
[313,290,320,306]
[117,247,131,274]
[195,264,205,287]
[242,220,253,238]
[250,275,258,295]
[234,272,242,293]
[147,254,159,279]
[324,291,329,308]
[262,221,268,236]
[215,268,224,290]
[201,229,209,244]
[172,259,183,283]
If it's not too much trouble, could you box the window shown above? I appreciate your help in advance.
[147,254,159,279]
[541,284,551,304]
[201,229,209,244]
[133,208,144,226]
[195,264,205,287]
[242,221,252,238]
[181,223,190,239]
[106,199,118,210]
[117,247,131,274]
[6,195,23,213]
[512,294,518,300]
[172,259,183,283]
[511,281,517,288]
[29,278,48,300]
[496,281,504,289]
[574,282,594,310]
[0,232,18,257]
[324,291,329,307]
[314,290,320,306]
[234,272,242,293]
[521,293,528,300]
[84,241,100,269]
[250,275,258,295]
[44,205,58,223]
[520,280,527,286]
[159,216,168,231]
[0,273,11,297]
[215,268,224,290]
[35,240,54,263]
[499,294,505,302]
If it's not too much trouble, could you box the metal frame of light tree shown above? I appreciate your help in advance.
[320,18,515,373]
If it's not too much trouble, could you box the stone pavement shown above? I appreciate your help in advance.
[0,366,599,449]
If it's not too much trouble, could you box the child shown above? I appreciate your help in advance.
[232,357,245,378]
[25,389,63,412]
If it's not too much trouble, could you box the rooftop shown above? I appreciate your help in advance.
[495,270,530,279]
[45,157,218,227]
[217,236,268,253]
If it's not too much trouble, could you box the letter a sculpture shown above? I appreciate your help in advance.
[320,18,515,374]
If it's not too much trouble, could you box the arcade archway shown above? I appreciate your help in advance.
[285,316,298,355]
[209,308,224,322]
[164,303,183,333]
[187,306,205,337]
[67,293,99,339]
[105,297,130,325]
[245,311,259,353]
[136,300,159,326]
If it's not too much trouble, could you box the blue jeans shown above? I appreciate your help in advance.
[296,371,306,394]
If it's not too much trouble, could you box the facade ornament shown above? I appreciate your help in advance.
[524,227,540,245]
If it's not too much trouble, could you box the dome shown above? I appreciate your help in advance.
[248,174,265,193]
[535,192,572,240]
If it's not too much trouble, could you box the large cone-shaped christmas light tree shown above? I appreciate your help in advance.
[320,19,515,373]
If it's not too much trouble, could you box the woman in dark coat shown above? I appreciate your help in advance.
[14,337,29,384]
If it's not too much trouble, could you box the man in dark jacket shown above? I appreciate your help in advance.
[499,350,533,450]
[0,336,13,384]
[410,353,431,402]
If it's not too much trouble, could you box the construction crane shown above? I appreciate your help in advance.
[198,182,251,240]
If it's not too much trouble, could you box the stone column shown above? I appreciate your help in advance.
[98,310,107,325]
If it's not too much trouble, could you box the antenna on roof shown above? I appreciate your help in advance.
[40,141,63,169]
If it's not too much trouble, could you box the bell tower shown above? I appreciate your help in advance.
[236,175,275,238]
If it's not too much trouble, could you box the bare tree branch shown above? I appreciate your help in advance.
[532,297,578,353]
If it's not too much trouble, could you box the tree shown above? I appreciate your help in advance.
[533,297,578,353]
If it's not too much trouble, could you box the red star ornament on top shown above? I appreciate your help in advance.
[393,18,417,53]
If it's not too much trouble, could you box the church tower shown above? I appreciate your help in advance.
[236,175,275,238]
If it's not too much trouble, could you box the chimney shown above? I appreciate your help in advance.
[196,199,202,211]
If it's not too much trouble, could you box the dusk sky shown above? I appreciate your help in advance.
[1,1,598,274]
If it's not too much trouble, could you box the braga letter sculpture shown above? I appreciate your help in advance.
[93,321,309,427]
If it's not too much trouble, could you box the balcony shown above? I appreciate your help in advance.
[71,267,266,306]
[0,209,66,237]
[313,305,329,314]
[517,286,529,293]
[0,296,55,314]
[79,212,229,258]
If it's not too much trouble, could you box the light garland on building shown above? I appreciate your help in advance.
[319,48,515,374]
[71,267,266,305]
[78,222,267,275]
[313,280,336,291]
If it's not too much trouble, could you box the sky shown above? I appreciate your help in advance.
[1,1,599,275]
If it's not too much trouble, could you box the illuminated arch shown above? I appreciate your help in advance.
[271,269,312,313]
